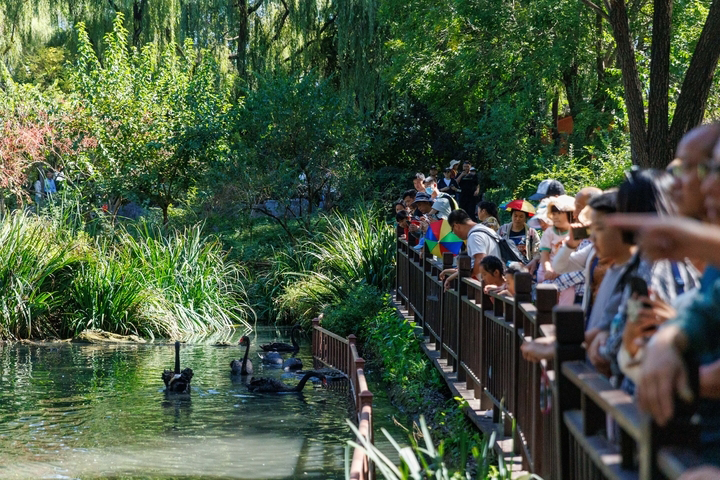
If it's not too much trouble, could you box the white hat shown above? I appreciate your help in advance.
[449,160,461,167]
[528,197,553,229]
[546,194,576,212]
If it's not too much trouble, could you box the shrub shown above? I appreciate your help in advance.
[321,285,387,338]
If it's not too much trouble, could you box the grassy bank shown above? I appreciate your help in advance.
[0,210,252,340]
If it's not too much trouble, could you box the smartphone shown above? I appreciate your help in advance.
[571,222,590,241]
[626,276,650,324]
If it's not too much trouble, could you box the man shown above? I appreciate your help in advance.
[44,170,57,196]
[437,168,459,196]
[440,209,501,290]
[574,187,603,219]
[669,123,720,219]
[457,162,479,217]
[529,178,566,201]
[412,173,425,192]
[423,177,458,220]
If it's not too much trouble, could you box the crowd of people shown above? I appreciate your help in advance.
[392,125,720,479]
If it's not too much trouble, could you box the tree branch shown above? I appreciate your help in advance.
[107,0,121,12]
[580,0,609,20]
[272,0,290,42]
[248,0,264,14]
[284,14,337,63]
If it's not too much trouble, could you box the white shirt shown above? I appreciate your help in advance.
[466,224,501,262]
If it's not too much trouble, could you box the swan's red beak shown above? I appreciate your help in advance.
[322,378,328,387]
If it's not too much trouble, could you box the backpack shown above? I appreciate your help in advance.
[437,192,459,211]
[469,227,528,265]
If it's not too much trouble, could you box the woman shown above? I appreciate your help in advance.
[498,204,540,262]
[476,201,499,231]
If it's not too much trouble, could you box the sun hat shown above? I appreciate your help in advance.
[546,194,576,212]
[528,197,553,229]
[411,192,433,206]
[529,179,566,201]
[449,160,461,168]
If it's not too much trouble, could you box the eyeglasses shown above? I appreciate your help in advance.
[696,161,720,180]
[668,159,720,180]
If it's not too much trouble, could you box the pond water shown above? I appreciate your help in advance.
[0,328,365,479]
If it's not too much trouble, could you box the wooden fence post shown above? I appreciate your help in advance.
[312,317,320,359]
[552,305,585,480]
[348,334,357,379]
[439,252,455,361]
[456,253,471,381]
[355,357,366,409]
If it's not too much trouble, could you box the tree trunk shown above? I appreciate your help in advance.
[236,0,248,79]
[608,0,648,167]
[646,0,673,169]
[668,0,720,158]
[132,0,148,48]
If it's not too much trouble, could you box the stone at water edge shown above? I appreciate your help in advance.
[72,329,146,344]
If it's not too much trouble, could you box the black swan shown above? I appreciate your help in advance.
[247,371,327,393]
[230,336,253,375]
[260,325,302,352]
[282,356,303,371]
[162,341,193,393]
[258,351,283,366]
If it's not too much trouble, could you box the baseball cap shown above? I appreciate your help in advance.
[529,179,566,201]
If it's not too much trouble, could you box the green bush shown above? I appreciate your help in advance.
[321,285,387,338]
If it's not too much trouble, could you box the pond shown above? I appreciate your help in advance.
[0,328,366,479]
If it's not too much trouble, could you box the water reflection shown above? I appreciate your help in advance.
[0,328,349,479]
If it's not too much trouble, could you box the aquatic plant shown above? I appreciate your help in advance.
[117,221,254,334]
[0,212,84,339]
[274,208,395,325]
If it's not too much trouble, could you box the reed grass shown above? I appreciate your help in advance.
[273,208,395,326]
[0,212,84,339]
[0,210,253,340]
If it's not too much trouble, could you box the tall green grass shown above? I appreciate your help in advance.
[0,211,253,340]
[117,222,254,334]
[273,208,395,326]
[0,212,84,339]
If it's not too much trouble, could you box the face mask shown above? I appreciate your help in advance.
[425,187,434,195]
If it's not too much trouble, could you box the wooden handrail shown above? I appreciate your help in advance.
[394,241,701,480]
[312,318,374,480]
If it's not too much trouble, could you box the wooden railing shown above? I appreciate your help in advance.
[311,318,374,480]
[395,237,701,480]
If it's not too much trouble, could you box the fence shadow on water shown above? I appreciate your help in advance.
[395,238,703,480]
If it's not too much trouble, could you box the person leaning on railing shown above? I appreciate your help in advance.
[606,124,720,478]
[440,209,502,290]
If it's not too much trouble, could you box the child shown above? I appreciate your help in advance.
[478,256,505,293]
[539,195,576,304]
